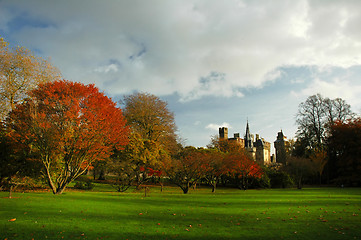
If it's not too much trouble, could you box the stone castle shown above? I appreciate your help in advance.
[219,122,288,165]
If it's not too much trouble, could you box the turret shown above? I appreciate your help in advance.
[219,127,228,140]
[274,130,287,164]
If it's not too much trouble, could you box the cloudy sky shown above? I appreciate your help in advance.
[1,0,361,152]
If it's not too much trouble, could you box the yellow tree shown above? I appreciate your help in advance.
[122,92,179,168]
[0,37,61,119]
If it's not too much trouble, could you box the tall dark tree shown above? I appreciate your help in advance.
[327,118,361,186]
[283,156,316,189]
[1,119,43,197]
[295,94,353,156]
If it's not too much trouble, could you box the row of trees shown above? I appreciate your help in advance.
[110,143,263,194]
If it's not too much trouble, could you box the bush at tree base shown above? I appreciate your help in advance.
[74,176,94,190]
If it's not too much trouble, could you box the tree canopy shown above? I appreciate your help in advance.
[6,80,129,194]
[0,37,61,119]
[327,118,361,186]
[295,94,353,155]
[121,92,179,169]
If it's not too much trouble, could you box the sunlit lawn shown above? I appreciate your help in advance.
[1,185,361,240]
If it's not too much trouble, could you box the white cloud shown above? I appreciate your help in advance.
[94,64,119,73]
[206,122,232,131]
[291,74,361,112]
[2,0,361,101]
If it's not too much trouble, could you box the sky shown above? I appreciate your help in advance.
[1,0,361,153]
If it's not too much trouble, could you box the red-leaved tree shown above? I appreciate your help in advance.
[163,146,205,194]
[6,80,129,194]
[200,148,225,193]
[224,150,263,190]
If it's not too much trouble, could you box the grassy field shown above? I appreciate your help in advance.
[1,185,361,240]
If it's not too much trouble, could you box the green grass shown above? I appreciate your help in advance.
[1,185,361,240]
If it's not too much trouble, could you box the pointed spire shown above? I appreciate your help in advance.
[245,119,252,148]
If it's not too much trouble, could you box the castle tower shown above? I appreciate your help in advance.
[274,130,287,164]
[219,127,228,140]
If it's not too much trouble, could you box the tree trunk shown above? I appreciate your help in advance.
[211,182,216,193]
[9,185,13,199]
[55,187,66,194]
[44,164,59,194]
[182,187,189,194]
[98,169,105,180]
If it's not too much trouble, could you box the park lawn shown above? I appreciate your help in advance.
[1,186,361,240]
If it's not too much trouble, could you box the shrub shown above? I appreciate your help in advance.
[74,176,94,190]
[266,168,294,188]
[252,174,271,189]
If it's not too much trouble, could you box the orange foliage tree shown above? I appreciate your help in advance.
[199,148,225,193]
[224,150,263,190]
[163,146,205,194]
[208,136,263,189]
[6,80,129,194]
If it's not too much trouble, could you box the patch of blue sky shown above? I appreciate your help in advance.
[128,44,147,61]
[7,12,56,33]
